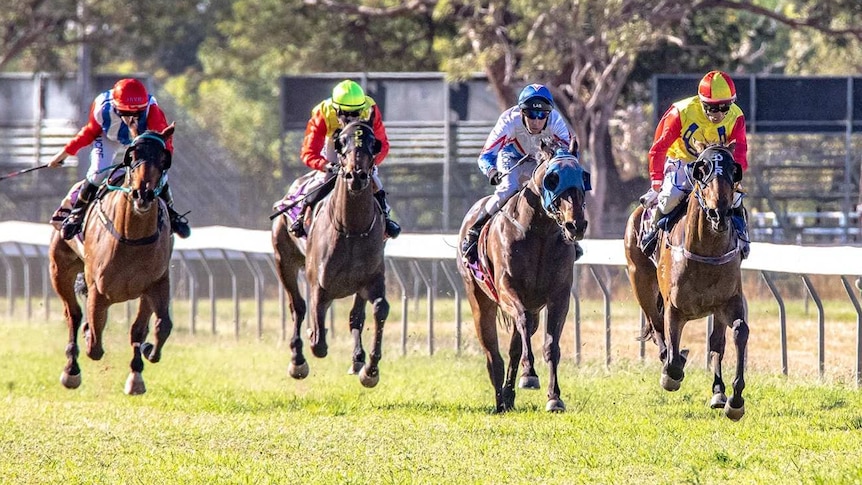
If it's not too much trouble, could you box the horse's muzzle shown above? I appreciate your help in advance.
[707,208,730,232]
[562,220,588,243]
[344,170,370,192]
[131,188,156,210]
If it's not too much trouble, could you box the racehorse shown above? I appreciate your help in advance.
[272,121,388,387]
[457,140,589,413]
[49,124,176,395]
[624,142,748,421]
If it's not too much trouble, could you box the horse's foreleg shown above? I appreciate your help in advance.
[543,299,569,412]
[660,306,686,391]
[726,317,748,421]
[140,277,172,365]
[54,270,84,389]
[504,325,524,402]
[85,292,109,361]
[517,312,540,390]
[348,295,367,375]
[126,298,153,395]
[308,287,330,359]
[358,291,389,389]
[707,318,729,409]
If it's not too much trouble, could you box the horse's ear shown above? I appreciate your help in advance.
[122,146,134,166]
[333,131,344,154]
[692,140,707,154]
[569,138,579,157]
[726,140,736,152]
[733,163,743,183]
[162,122,176,139]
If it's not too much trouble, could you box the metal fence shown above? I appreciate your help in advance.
[2,223,861,387]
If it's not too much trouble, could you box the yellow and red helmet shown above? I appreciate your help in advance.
[112,79,149,112]
[698,71,737,104]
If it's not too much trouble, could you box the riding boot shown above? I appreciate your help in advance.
[461,207,494,263]
[289,173,337,238]
[373,189,401,239]
[159,184,191,239]
[641,207,663,257]
[61,180,98,240]
[732,205,750,259]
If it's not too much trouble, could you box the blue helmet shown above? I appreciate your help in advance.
[518,84,554,111]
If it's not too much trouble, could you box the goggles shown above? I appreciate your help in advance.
[702,103,730,114]
[524,109,550,120]
[116,109,144,117]
[336,108,361,119]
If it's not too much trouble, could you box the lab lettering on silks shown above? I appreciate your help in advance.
[477,106,573,177]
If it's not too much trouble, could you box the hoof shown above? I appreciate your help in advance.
[660,373,682,392]
[311,344,328,358]
[60,371,81,389]
[358,366,379,388]
[546,398,566,412]
[710,393,728,409]
[124,372,146,395]
[288,360,310,379]
[724,400,745,421]
[347,361,363,375]
[141,342,159,363]
[519,375,540,389]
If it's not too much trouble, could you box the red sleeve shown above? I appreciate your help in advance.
[371,105,389,165]
[64,101,103,156]
[729,116,748,172]
[300,109,329,171]
[647,106,682,182]
[146,104,174,154]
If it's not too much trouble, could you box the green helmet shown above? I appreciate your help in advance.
[331,80,367,110]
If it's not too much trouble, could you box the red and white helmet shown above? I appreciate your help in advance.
[112,79,149,112]
[698,71,737,104]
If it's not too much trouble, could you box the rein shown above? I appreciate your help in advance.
[95,198,166,246]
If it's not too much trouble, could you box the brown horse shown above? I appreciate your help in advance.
[272,121,388,387]
[624,143,748,421]
[49,124,176,395]
[457,141,589,413]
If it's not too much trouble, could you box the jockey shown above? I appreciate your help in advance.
[48,78,190,240]
[288,79,401,239]
[460,83,576,262]
[640,70,750,258]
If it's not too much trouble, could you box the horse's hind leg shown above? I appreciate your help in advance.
[272,226,308,379]
[516,312,540,390]
[358,279,389,388]
[50,241,84,389]
[347,295,367,375]
[466,286,507,412]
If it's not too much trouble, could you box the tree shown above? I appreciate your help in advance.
[305,0,862,235]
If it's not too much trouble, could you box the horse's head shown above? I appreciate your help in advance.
[533,138,590,243]
[686,141,742,232]
[333,121,380,192]
[123,123,174,211]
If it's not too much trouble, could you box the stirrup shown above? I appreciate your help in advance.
[61,215,84,240]
[385,219,401,239]
[168,209,191,239]
[461,230,480,261]
[289,217,306,238]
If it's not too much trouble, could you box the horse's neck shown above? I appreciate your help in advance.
[328,180,377,232]
[508,186,555,234]
[679,197,733,254]
[102,192,162,238]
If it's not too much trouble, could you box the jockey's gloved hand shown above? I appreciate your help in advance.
[639,187,659,208]
[487,168,502,186]
[326,162,339,173]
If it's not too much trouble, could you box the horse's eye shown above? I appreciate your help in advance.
[544,172,560,192]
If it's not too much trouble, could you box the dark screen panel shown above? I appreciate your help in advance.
[755,77,847,122]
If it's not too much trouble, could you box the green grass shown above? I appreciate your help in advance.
[2,320,862,484]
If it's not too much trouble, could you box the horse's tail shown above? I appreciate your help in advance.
[635,294,663,342]
[497,309,513,332]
